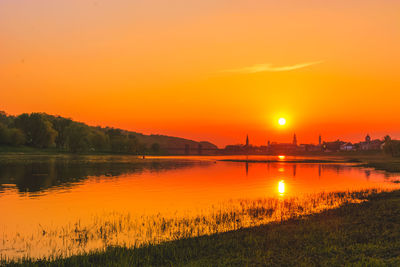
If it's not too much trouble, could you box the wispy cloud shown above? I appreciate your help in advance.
[222,61,323,74]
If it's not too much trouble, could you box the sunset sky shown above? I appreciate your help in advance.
[1,0,399,147]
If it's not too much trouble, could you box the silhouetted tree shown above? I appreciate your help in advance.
[50,116,73,150]
[0,122,26,146]
[107,128,123,139]
[138,143,147,154]
[90,130,110,151]
[126,135,139,153]
[383,135,400,157]
[0,123,11,145]
[8,128,26,146]
[14,113,57,148]
[106,129,139,153]
[151,142,160,153]
[0,111,13,126]
[0,111,150,153]
[65,123,92,152]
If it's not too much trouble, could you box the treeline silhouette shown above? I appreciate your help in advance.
[0,111,160,154]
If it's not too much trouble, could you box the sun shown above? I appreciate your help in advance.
[278,118,286,126]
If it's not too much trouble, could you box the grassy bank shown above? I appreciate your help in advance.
[4,190,400,266]
[353,157,400,173]
[326,153,400,173]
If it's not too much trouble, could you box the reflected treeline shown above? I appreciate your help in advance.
[0,156,211,195]
[245,162,384,180]
[318,164,351,176]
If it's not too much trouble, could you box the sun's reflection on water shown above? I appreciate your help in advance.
[278,180,286,195]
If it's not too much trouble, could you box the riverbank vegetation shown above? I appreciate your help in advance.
[1,190,370,260]
[3,189,400,266]
[0,111,159,154]
[338,154,400,173]
[0,111,217,155]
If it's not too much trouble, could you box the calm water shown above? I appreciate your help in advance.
[0,155,399,259]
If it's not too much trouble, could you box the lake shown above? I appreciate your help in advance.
[0,155,399,260]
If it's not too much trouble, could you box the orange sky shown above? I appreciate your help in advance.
[1,0,399,147]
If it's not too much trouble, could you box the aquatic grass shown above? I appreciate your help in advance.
[0,188,390,263]
[358,162,400,173]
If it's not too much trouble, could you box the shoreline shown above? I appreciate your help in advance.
[1,151,400,174]
[4,189,400,266]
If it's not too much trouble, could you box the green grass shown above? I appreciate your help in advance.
[4,190,400,266]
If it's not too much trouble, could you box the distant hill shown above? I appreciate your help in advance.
[131,132,218,150]
[114,130,218,154]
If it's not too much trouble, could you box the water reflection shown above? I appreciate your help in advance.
[0,156,399,260]
[243,161,378,181]
[278,180,285,195]
[365,169,371,180]
[0,156,211,195]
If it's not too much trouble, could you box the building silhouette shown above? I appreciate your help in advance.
[359,134,382,150]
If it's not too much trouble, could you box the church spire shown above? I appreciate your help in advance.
[246,134,249,146]
[293,133,297,146]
